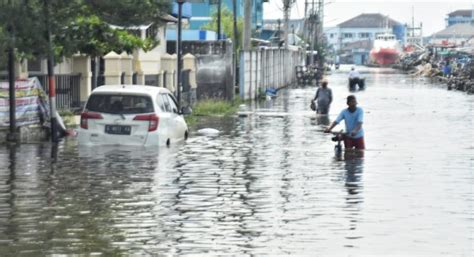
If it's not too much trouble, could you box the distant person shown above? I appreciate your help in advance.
[349,67,361,79]
[443,61,452,77]
[335,56,340,70]
[348,67,363,90]
[325,95,365,150]
[312,78,332,115]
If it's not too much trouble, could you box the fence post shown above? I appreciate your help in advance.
[72,55,92,103]
[239,51,245,100]
[120,52,133,84]
[103,51,122,85]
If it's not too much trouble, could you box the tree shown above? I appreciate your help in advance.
[0,0,171,62]
[201,7,244,51]
[0,0,172,141]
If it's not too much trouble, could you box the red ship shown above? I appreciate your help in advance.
[369,33,402,65]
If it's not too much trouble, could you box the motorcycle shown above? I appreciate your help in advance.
[331,131,345,158]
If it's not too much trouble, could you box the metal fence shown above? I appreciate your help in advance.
[0,73,81,109]
[182,69,191,92]
[145,73,163,87]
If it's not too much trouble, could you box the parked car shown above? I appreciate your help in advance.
[78,85,189,147]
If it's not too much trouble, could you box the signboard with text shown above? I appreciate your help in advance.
[0,77,50,127]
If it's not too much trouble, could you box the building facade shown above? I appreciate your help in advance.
[324,13,403,52]
[431,23,474,46]
[323,13,404,64]
[446,10,473,27]
[188,0,266,36]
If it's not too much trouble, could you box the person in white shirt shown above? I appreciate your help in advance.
[348,67,364,91]
[348,67,360,79]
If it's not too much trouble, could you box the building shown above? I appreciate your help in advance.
[188,0,266,36]
[324,13,404,64]
[324,13,403,51]
[430,23,474,47]
[446,10,473,27]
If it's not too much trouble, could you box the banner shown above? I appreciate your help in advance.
[0,77,50,127]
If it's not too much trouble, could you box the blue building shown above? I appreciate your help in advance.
[446,10,473,27]
[188,0,266,35]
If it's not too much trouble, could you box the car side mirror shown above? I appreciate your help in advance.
[180,106,192,115]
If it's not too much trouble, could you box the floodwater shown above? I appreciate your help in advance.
[0,66,472,256]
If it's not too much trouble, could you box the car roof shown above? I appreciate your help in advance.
[91,85,171,96]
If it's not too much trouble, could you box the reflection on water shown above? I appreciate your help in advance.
[0,67,472,256]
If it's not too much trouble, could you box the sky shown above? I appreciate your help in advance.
[263,0,474,36]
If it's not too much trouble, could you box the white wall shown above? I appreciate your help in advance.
[430,36,471,46]
[133,26,168,74]
[240,48,304,100]
[324,27,386,51]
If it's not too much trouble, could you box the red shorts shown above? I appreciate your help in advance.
[344,136,365,150]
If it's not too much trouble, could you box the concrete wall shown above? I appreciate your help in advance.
[240,47,304,100]
[168,40,234,100]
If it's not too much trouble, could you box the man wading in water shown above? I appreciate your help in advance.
[324,95,365,150]
[312,78,332,115]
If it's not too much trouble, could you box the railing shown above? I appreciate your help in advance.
[182,69,191,92]
[37,74,82,109]
[145,73,162,87]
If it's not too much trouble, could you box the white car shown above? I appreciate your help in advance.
[78,85,189,147]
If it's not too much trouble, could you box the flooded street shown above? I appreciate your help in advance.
[0,66,472,256]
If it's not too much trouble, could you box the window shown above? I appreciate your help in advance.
[167,94,179,114]
[156,94,166,111]
[160,94,172,112]
[358,32,370,38]
[85,94,154,114]
[146,24,158,39]
[343,33,353,38]
[330,33,334,38]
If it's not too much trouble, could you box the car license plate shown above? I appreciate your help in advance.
[105,125,131,135]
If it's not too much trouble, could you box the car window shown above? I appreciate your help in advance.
[156,94,166,112]
[85,94,154,114]
[167,94,179,114]
[160,94,172,112]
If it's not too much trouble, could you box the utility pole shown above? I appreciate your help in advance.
[317,0,324,68]
[283,0,291,49]
[277,19,281,47]
[243,0,252,50]
[7,29,16,142]
[176,0,185,110]
[232,0,238,88]
[308,0,315,65]
[44,0,58,143]
[217,0,222,39]
[6,0,17,142]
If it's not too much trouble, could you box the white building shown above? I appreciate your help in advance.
[430,23,474,47]
[324,13,403,52]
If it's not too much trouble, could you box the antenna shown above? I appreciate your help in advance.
[412,5,415,37]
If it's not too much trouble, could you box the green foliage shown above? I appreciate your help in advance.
[0,0,169,63]
[58,109,77,128]
[201,6,243,50]
[185,97,245,125]
[85,0,171,26]
[192,98,244,116]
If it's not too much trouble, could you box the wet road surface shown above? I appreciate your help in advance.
[0,66,472,256]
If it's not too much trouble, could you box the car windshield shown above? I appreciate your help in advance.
[85,94,154,114]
